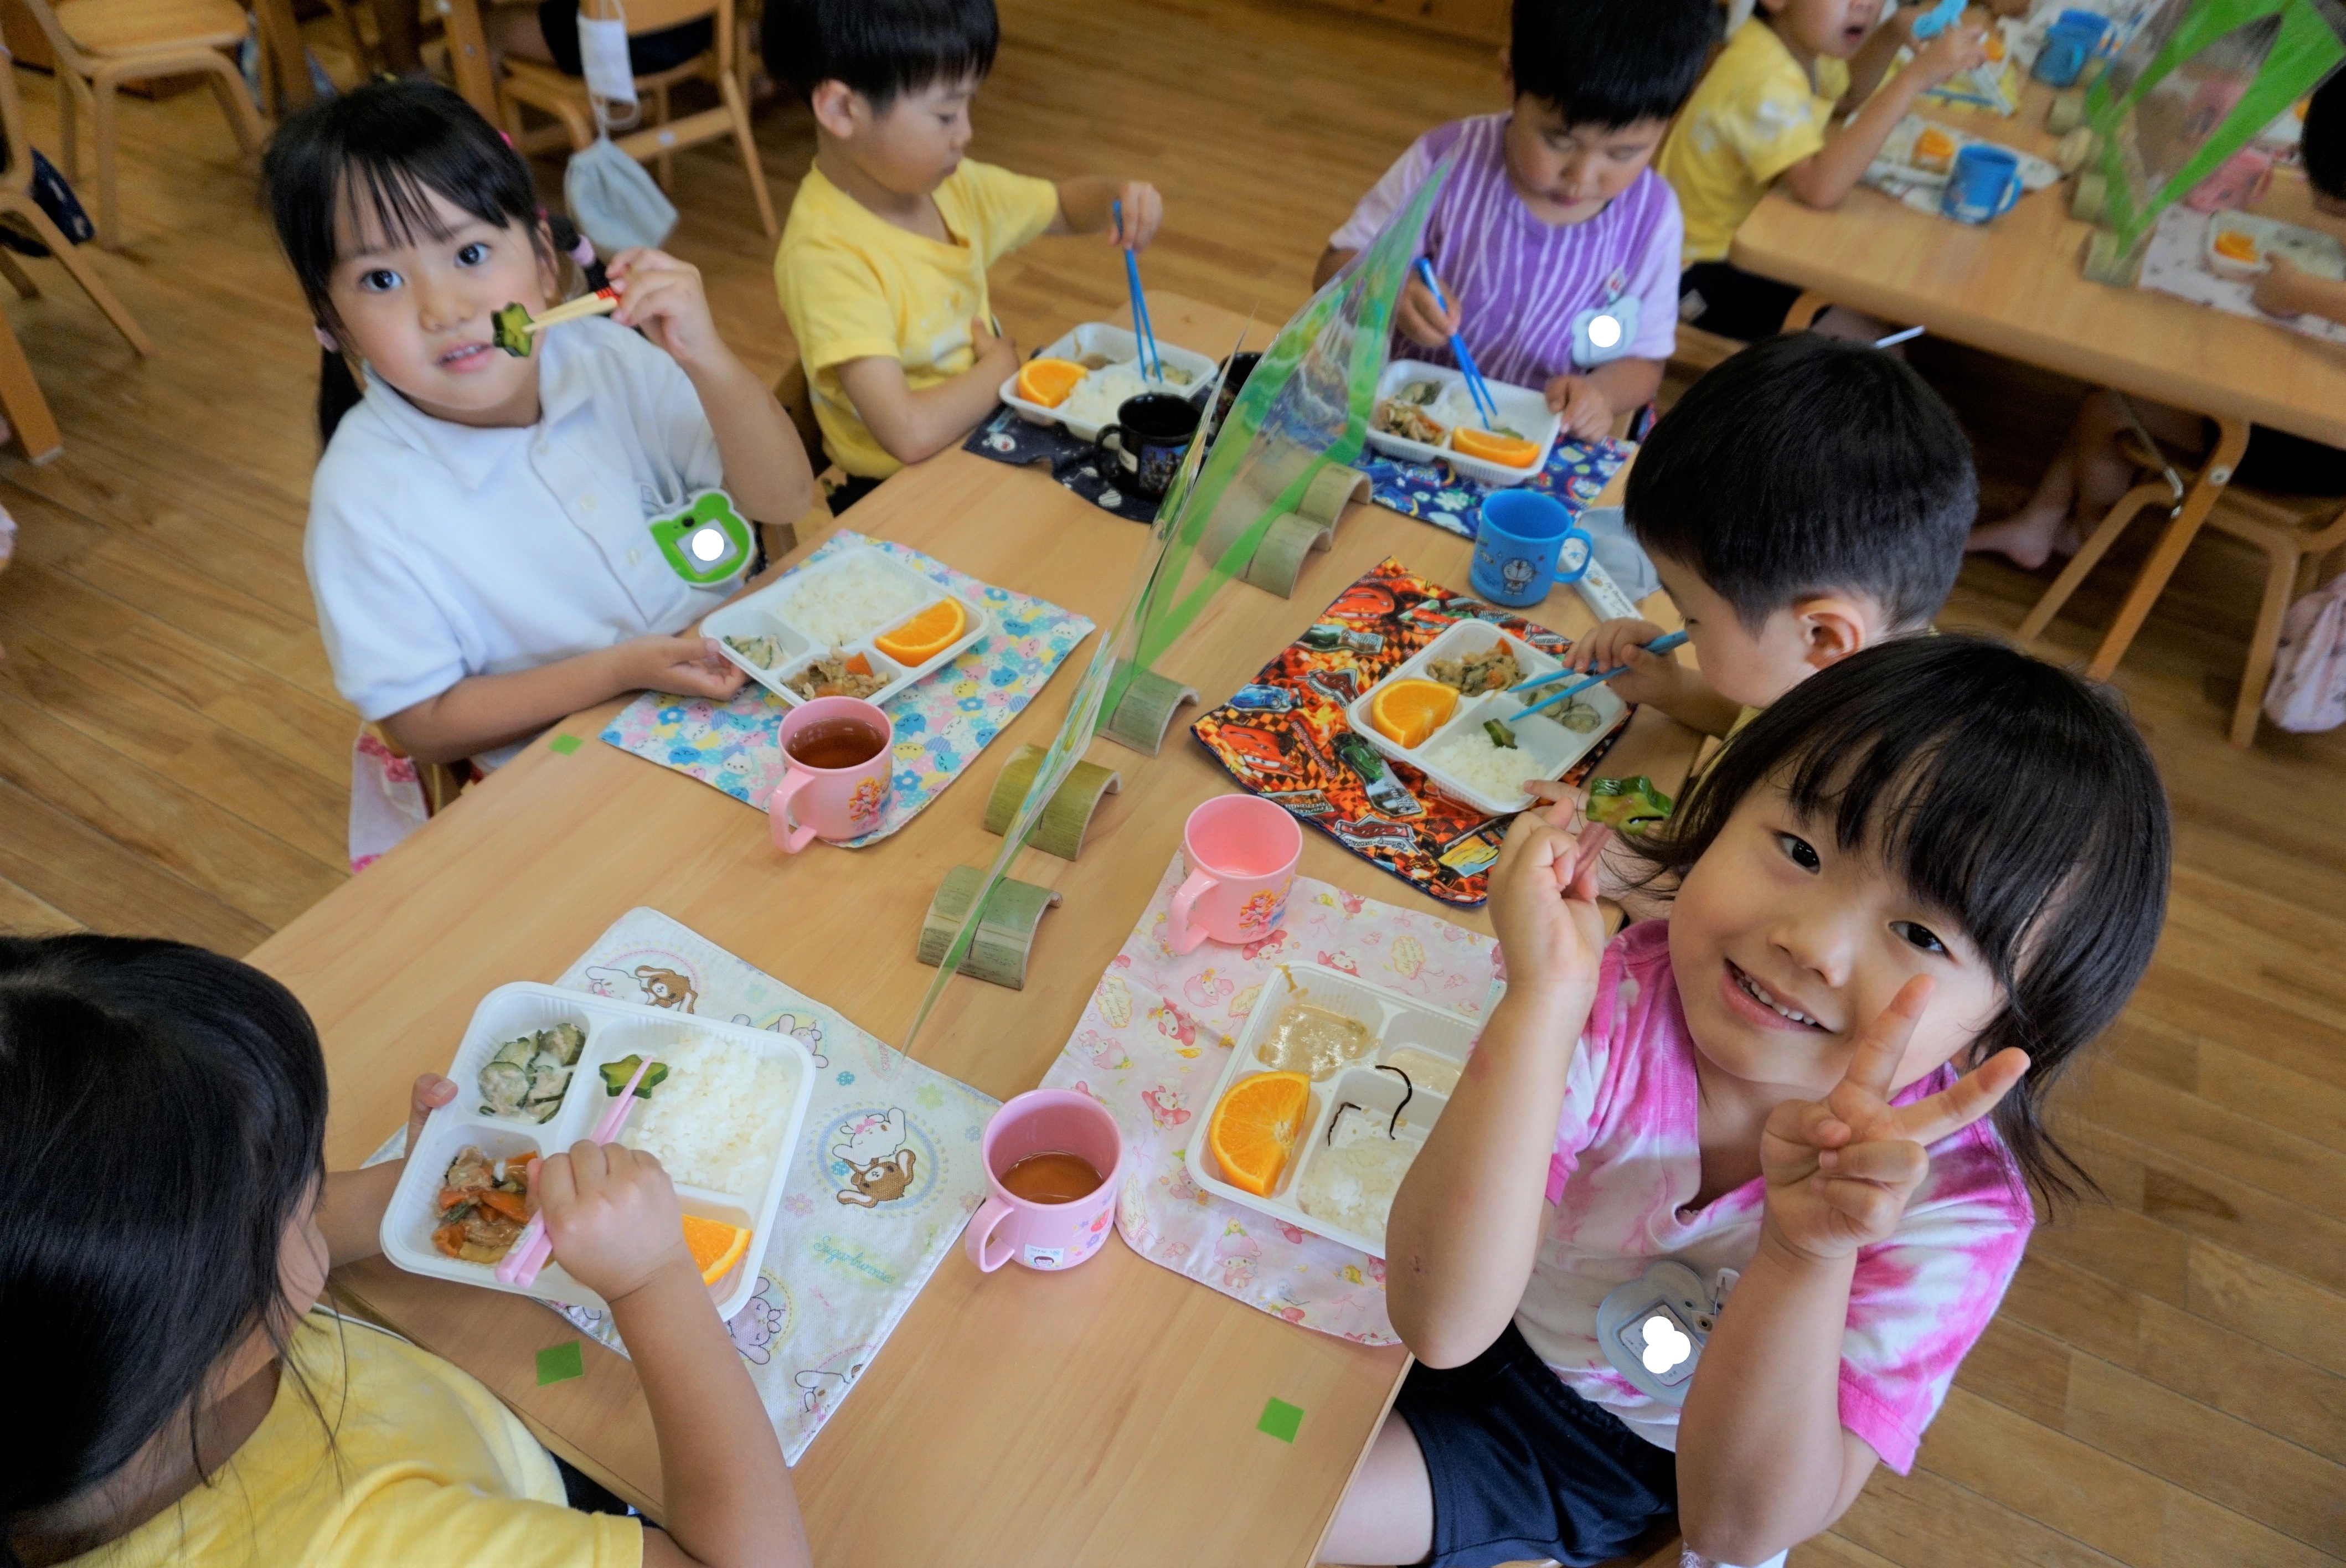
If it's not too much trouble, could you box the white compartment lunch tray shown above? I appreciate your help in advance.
[2205,210,2346,282]
[996,322,1219,443]
[1364,359,1563,487]
[1344,618,1626,817]
[380,982,816,1321]
[703,543,990,709]
[1184,962,1478,1258]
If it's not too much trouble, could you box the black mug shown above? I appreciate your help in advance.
[1209,351,1261,443]
[1099,393,1202,499]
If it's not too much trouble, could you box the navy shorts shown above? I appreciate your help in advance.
[1678,260,1808,342]
[1394,1321,1678,1568]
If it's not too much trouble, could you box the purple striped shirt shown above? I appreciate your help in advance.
[1331,114,1683,389]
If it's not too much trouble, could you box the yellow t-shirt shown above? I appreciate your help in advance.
[1658,20,1852,265]
[776,159,1061,479]
[69,1311,639,1568]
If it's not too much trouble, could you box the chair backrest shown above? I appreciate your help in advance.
[581,0,729,40]
[7,0,85,79]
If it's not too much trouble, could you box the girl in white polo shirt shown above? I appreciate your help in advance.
[267,81,814,772]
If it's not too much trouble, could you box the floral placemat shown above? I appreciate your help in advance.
[1353,432,1627,539]
[1191,558,1625,906]
[1042,854,1498,1344]
[368,907,999,1464]
[600,532,1094,845]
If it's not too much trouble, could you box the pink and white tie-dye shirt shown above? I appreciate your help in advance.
[1512,920,2032,1473]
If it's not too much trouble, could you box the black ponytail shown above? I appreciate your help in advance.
[317,344,364,445]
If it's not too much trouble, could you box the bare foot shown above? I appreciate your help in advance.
[1967,511,2079,569]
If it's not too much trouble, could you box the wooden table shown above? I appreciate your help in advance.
[1731,79,2346,680]
[257,293,1703,1567]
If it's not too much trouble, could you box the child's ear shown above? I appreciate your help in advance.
[1792,594,1870,670]
[809,79,860,139]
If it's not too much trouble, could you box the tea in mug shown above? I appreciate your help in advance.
[999,1151,1104,1204]
[786,719,886,771]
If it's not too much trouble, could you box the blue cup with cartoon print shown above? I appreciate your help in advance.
[1471,489,1594,608]
[1941,145,2025,225]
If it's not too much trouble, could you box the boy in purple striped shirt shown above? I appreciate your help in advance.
[1314,0,1715,442]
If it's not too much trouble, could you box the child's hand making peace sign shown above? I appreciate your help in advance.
[1760,976,2029,1262]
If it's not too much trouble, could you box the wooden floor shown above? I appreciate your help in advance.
[2,2,2340,1563]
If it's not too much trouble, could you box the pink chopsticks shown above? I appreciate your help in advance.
[495,1055,651,1289]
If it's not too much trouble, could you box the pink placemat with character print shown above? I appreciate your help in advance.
[368,907,999,1464]
[1041,853,1498,1344]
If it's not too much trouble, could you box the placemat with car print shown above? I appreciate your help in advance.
[1190,558,1626,907]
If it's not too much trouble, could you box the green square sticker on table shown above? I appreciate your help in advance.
[549,734,583,756]
[537,1341,585,1386]
[1257,1397,1303,1443]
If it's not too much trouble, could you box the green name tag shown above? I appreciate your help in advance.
[648,489,754,585]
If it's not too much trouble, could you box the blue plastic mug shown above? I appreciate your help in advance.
[1470,490,1593,608]
[2032,9,2108,87]
[1941,145,2024,225]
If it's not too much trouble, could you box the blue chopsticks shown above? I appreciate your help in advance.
[1413,257,1496,430]
[1113,199,1162,383]
[1511,631,1689,720]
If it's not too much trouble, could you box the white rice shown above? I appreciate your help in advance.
[1296,1107,1418,1246]
[776,554,926,649]
[620,1034,790,1196]
[1059,360,1194,430]
[1422,725,1546,804]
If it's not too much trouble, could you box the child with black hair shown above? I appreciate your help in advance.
[1972,76,2346,568]
[766,0,1166,502]
[0,935,810,1568]
[1564,332,1975,739]
[1660,0,1986,341]
[275,81,815,771]
[1314,0,1716,442]
[1322,635,2170,1568]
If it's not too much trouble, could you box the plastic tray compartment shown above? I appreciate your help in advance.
[1344,619,1625,817]
[380,982,815,1321]
[1363,358,1563,488]
[704,543,991,710]
[2205,210,2346,284]
[1184,962,1475,1258]
[996,322,1221,444]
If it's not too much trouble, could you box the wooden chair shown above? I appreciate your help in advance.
[15,0,266,250]
[0,44,151,358]
[497,0,776,238]
[2017,441,2346,746]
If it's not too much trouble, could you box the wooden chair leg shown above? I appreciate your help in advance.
[2087,416,2250,679]
[251,0,315,114]
[56,70,80,181]
[0,295,63,461]
[719,71,776,236]
[2231,540,2302,747]
[199,53,269,152]
[2016,481,2170,641]
[90,71,121,250]
[5,196,151,355]
[0,250,37,301]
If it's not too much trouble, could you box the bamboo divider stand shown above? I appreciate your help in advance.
[981,744,1122,860]
[915,866,1063,990]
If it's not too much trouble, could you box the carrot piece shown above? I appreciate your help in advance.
[476,1189,530,1223]
[844,653,872,675]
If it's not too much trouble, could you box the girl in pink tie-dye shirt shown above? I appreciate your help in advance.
[1322,636,2171,1568]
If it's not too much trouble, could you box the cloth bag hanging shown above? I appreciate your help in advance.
[2263,572,2346,733]
[563,4,676,254]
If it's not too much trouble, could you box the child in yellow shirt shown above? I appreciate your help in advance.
[1659,0,1986,339]
[3,935,808,1568]
[766,0,1165,509]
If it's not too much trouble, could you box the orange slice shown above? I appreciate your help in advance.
[1369,678,1458,749]
[875,597,967,666]
[2214,230,2260,262]
[682,1214,752,1286]
[1451,427,1541,468]
[1015,358,1086,408]
[1208,1072,1312,1196]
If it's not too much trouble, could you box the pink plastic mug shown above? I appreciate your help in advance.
[965,1090,1126,1273]
[768,697,893,852]
[1168,794,1301,955]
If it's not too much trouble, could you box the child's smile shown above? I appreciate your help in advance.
[1720,956,1832,1031]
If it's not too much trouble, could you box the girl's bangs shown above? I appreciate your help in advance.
[337,157,463,255]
